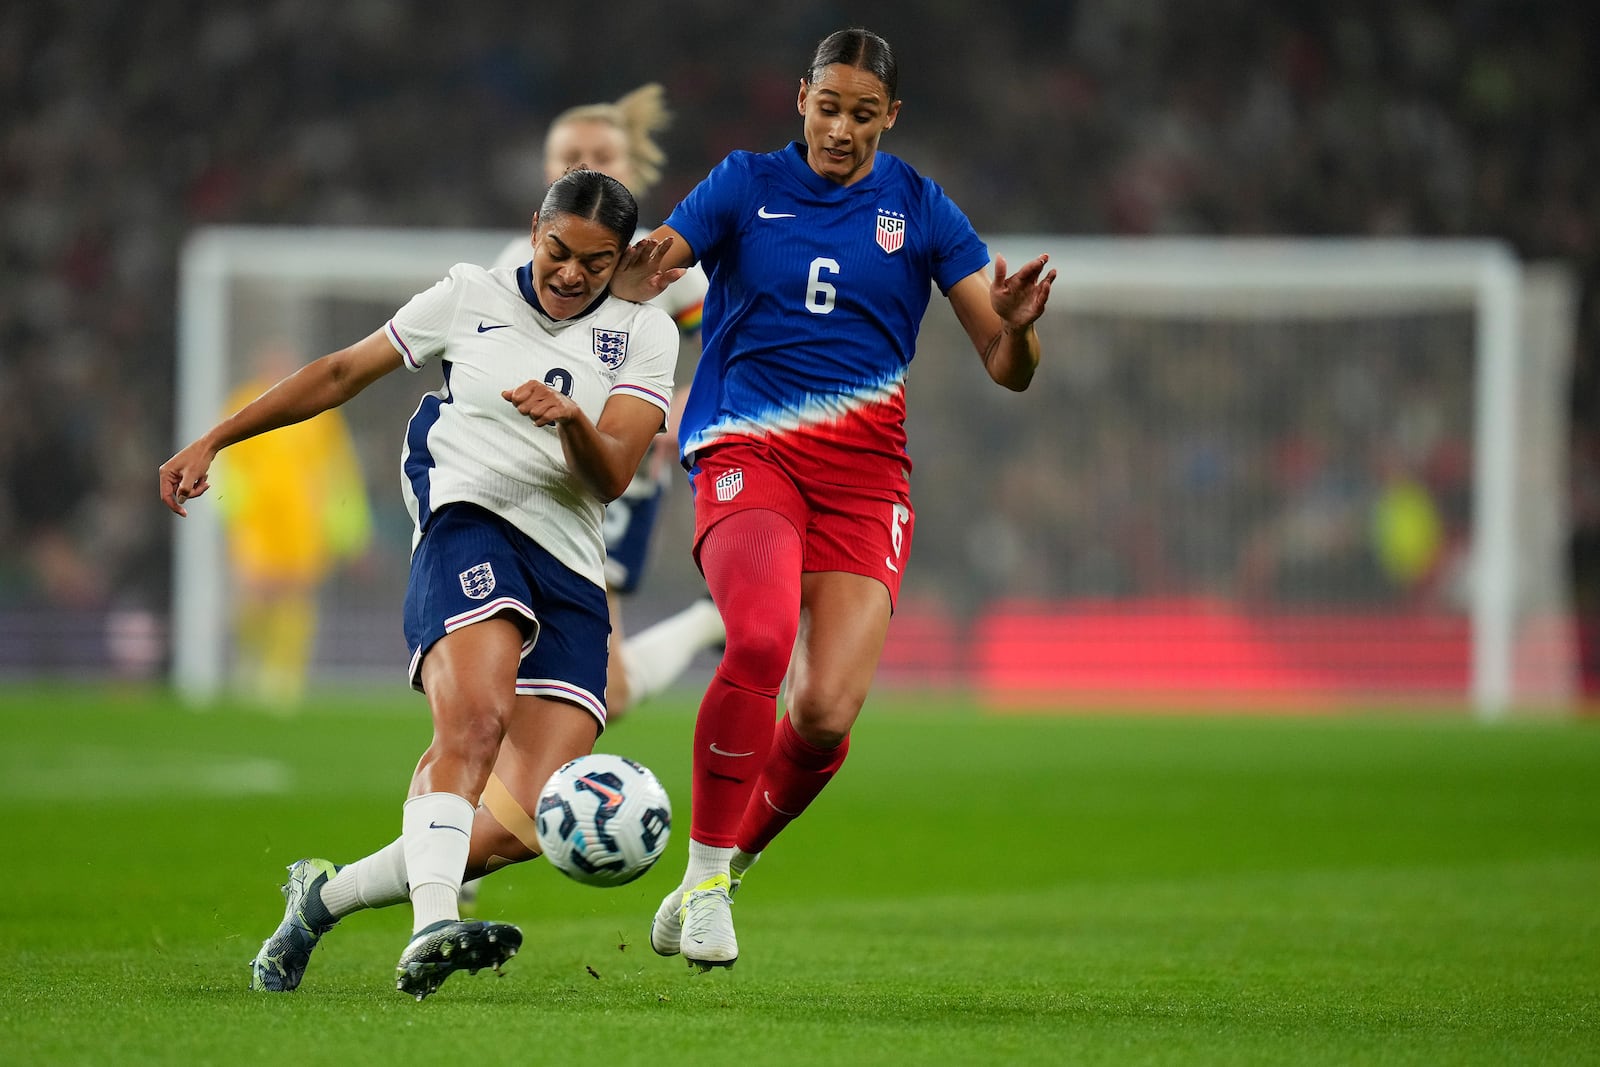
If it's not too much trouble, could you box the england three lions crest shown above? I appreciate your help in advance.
[459,562,495,600]
[592,328,629,368]
[876,209,906,254]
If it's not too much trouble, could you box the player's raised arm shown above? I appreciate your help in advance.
[947,253,1057,392]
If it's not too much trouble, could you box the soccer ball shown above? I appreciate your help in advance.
[535,753,671,887]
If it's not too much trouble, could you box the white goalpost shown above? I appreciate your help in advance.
[1018,237,1524,718]
[172,229,1577,718]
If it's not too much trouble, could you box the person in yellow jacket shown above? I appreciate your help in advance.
[217,341,372,708]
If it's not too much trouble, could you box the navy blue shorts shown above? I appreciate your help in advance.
[403,503,611,728]
[601,472,666,595]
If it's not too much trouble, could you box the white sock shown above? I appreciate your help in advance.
[321,838,408,918]
[683,838,735,889]
[622,599,725,711]
[730,848,761,881]
[402,792,474,934]
[409,883,458,932]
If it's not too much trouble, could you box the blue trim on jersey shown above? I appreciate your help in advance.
[665,143,989,461]
[403,360,453,532]
[515,262,541,311]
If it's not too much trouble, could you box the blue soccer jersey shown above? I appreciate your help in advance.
[665,142,989,471]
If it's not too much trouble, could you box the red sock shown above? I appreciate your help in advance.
[689,510,802,847]
[736,715,850,854]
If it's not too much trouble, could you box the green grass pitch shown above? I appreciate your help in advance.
[2,684,1597,1065]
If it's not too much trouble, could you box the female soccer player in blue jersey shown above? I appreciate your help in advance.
[160,169,678,999]
[618,28,1058,970]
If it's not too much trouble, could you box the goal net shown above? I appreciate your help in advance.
[173,231,1577,717]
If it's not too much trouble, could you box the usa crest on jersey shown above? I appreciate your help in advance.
[715,468,744,502]
[876,210,906,254]
[592,328,629,368]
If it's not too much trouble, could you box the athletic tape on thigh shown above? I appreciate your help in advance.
[481,772,543,855]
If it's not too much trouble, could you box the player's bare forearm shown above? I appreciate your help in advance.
[950,255,1056,393]
[160,375,327,516]
[210,366,341,449]
[982,322,1040,391]
[211,334,397,448]
[502,386,658,502]
[159,331,399,515]
[558,422,643,502]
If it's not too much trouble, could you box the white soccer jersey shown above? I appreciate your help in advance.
[493,229,709,334]
[385,262,676,588]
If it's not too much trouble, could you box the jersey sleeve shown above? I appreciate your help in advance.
[610,306,678,425]
[662,152,754,267]
[386,264,468,372]
[922,178,990,295]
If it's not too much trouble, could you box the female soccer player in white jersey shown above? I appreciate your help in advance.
[616,28,1058,971]
[159,169,678,999]
[455,85,728,919]
[492,84,723,724]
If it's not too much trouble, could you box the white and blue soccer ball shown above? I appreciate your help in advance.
[535,753,671,887]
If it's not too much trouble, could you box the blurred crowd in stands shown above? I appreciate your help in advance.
[1,1,1595,691]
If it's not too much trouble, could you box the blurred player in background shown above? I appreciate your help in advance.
[216,340,372,710]
[494,84,724,722]
[161,170,677,999]
[617,28,1057,971]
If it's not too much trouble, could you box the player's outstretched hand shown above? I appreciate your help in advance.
[503,379,580,428]
[611,236,687,304]
[159,441,216,517]
[990,254,1057,330]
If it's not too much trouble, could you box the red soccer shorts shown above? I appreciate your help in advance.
[689,435,914,609]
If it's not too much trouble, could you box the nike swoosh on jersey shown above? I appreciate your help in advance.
[756,206,796,219]
[477,321,512,332]
[708,743,755,757]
